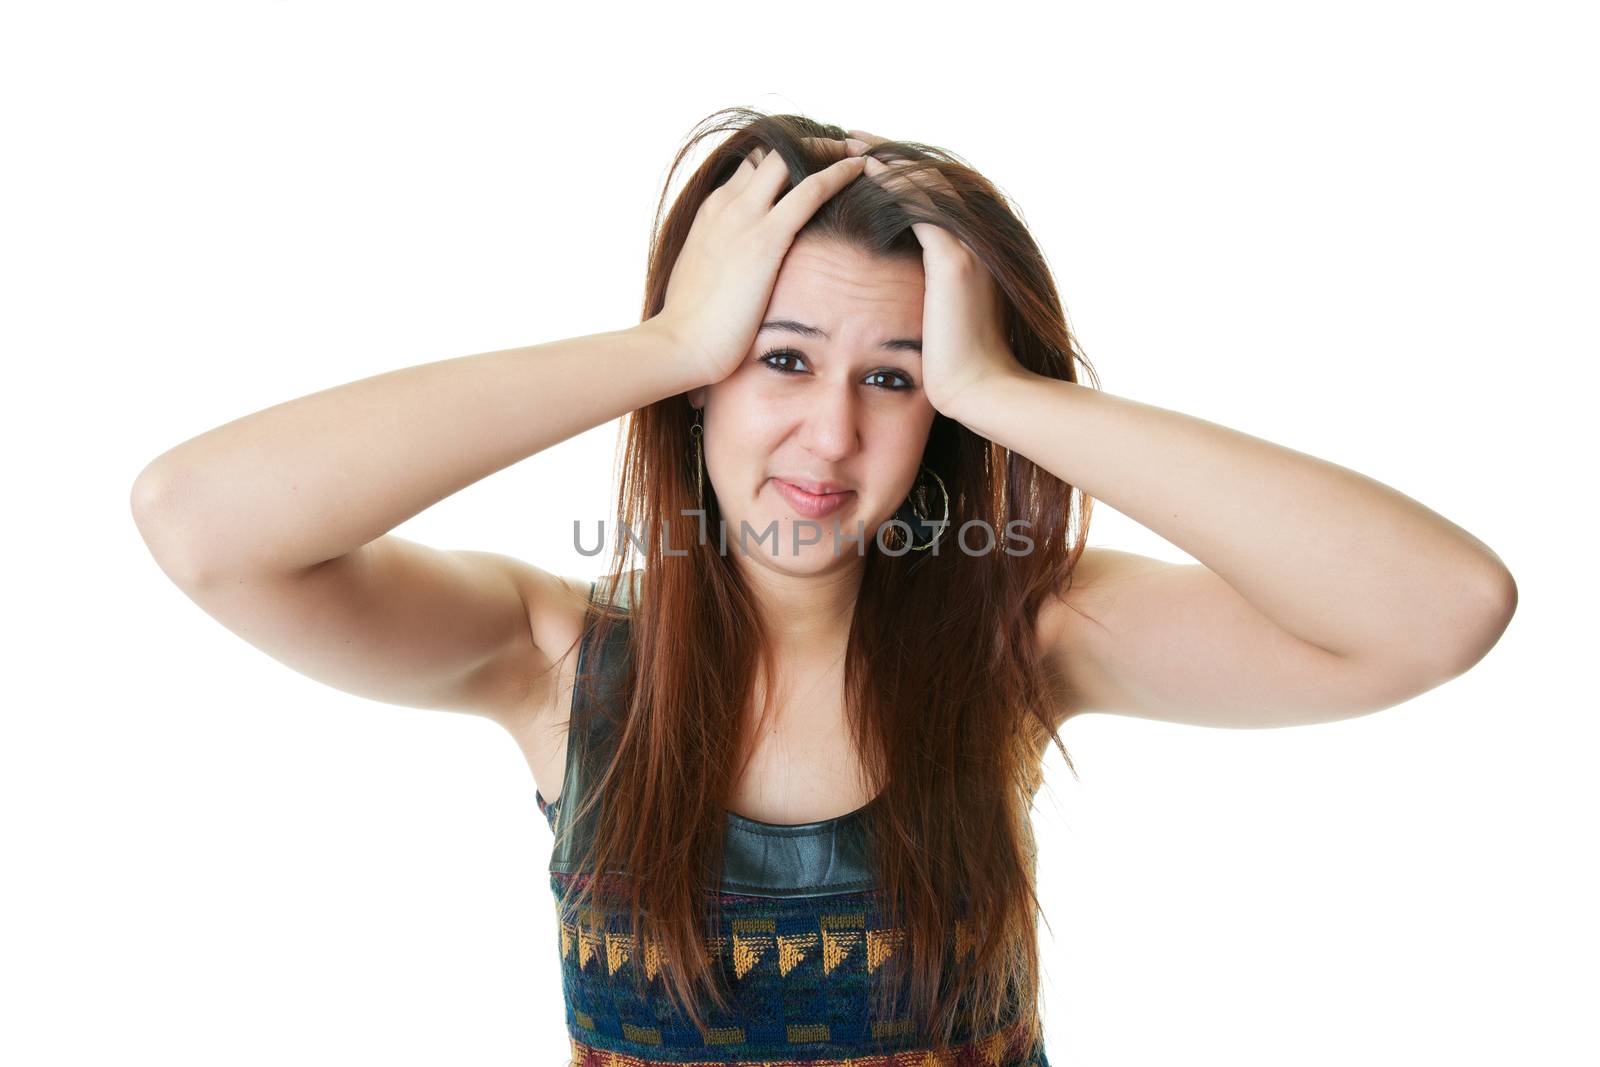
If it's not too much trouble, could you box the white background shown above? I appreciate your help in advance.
[4,2,1593,1065]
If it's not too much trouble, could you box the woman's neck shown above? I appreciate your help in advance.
[738,558,861,651]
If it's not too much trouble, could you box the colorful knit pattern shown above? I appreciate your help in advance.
[536,794,1050,1067]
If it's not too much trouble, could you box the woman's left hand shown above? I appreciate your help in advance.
[847,129,1028,419]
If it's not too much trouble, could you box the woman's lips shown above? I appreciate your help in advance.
[773,478,855,519]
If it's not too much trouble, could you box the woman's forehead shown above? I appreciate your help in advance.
[769,238,924,333]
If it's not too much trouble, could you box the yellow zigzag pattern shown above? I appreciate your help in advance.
[557,908,979,984]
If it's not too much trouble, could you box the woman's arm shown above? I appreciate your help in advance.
[951,373,1516,682]
[128,322,698,725]
[132,322,693,583]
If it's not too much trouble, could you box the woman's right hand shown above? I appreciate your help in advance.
[651,137,870,389]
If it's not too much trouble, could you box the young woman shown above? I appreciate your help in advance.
[130,108,1517,1067]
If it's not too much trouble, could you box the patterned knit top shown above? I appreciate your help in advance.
[535,572,1051,1067]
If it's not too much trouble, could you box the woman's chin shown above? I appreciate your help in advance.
[713,517,869,573]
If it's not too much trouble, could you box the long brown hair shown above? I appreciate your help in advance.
[551,106,1100,1052]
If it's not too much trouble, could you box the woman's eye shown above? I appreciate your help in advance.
[864,370,914,390]
[760,348,808,374]
[759,349,914,391]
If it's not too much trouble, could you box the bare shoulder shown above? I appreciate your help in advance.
[493,568,599,807]
[501,567,596,732]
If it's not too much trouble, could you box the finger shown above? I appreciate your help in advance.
[718,148,764,197]
[727,135,867,210]
[846,128,888,147]
[741,137,856,166]
[743,143,803,206]
[722,143,787,201]
[799,135,855,159]
[738,136,859,185]
[762,155,869,237]
[908,219,959,252]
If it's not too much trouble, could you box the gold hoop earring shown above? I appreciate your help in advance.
[891,463,949,552]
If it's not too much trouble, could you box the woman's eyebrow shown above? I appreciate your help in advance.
[758,319,922,354]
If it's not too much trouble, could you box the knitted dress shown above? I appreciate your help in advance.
[535,573,1051,1067]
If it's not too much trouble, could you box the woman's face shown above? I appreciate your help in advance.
[686,234,936,578]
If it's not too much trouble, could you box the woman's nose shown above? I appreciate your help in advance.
[798,389,861,461]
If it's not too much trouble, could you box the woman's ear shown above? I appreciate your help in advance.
[687,386,707,409]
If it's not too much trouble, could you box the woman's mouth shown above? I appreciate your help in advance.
[772,478,855,519]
